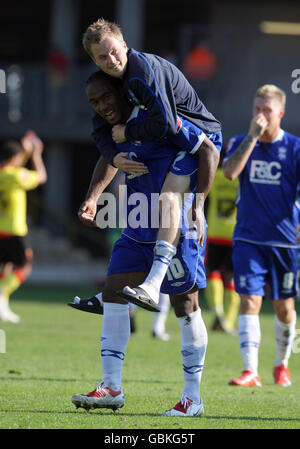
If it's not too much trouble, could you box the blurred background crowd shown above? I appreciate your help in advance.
[0,0,299,285]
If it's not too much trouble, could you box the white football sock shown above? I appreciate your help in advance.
[138,241,176,303]
[152,293,170,335]
[238,314,261,375]
[274,311,296,368]
[101,302,130,391]
[178,308,207,404]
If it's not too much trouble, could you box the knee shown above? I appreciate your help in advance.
[160,191,182,211]
[172,297,198,317]
[275,299,295,323]
[240,295,261,315]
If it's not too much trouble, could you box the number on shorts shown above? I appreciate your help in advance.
[166,257,185,281]
[282,272,294,290]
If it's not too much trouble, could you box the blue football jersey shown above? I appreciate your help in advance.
[114,107,198,243]
[224,130,300,247]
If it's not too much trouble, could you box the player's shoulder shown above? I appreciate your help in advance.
[127,49,166,79]
[282,130,300,147]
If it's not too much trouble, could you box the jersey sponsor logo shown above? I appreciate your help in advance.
[249,160,281,185]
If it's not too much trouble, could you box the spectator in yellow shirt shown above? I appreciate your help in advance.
[0,131,47,323]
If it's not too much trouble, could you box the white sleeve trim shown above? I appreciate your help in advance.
[189,132,205,154]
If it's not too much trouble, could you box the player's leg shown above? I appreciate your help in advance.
[272,297,296,386]
[205,270,224,327]
[229,294,263,387]
[0,238,33,323]
[71,270,147,411]
[163,286,206,417]
[204,243,225,327]
[223,275,240,334]
[71,234,151,410]
[161,221,207,417]
[270,246,298,386]
[152,292,171,340]
[122,173,190,306]
[229,241,265,386]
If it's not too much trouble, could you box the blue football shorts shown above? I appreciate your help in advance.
[107,231,207,295]
[170,127,222,191]
[232,240,299,299]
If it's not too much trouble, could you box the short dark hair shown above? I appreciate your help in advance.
[86,69,122,89]
[0,140,23,164]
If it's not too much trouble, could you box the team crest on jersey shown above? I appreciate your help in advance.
[278,146,287,160]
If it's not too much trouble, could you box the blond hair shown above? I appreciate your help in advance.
[82,18,124,59]
[255,84,286,109]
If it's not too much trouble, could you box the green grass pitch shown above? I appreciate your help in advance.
[0,283,300,429]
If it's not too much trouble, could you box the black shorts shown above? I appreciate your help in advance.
[0,236,31,267]
[206,241,233,273]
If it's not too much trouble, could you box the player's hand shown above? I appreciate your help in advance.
[78,199,98,227]
[22,130,44,155]
[112,124,127,144]
[113,152,148,175]
[249,114,268,139]
[296,224,300,244]
[192,194,205,246]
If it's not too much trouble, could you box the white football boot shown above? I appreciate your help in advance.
[162,396,204,417]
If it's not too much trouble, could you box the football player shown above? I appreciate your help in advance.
[81,18,221,309]
[222,84,299,387]
[71,70,209,417]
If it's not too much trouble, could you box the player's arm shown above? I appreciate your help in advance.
[21,131,47,185]
[92,114,120,165]
[192,137,220,245]
[112,55,178,144]
[124,77,175,141]
[78,156,118,227]
[30,136,47,185]
[222,114,268,180]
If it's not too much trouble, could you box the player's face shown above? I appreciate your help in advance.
[86,78,131,125]
[252,96,284,133]
[90,35,128,78]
